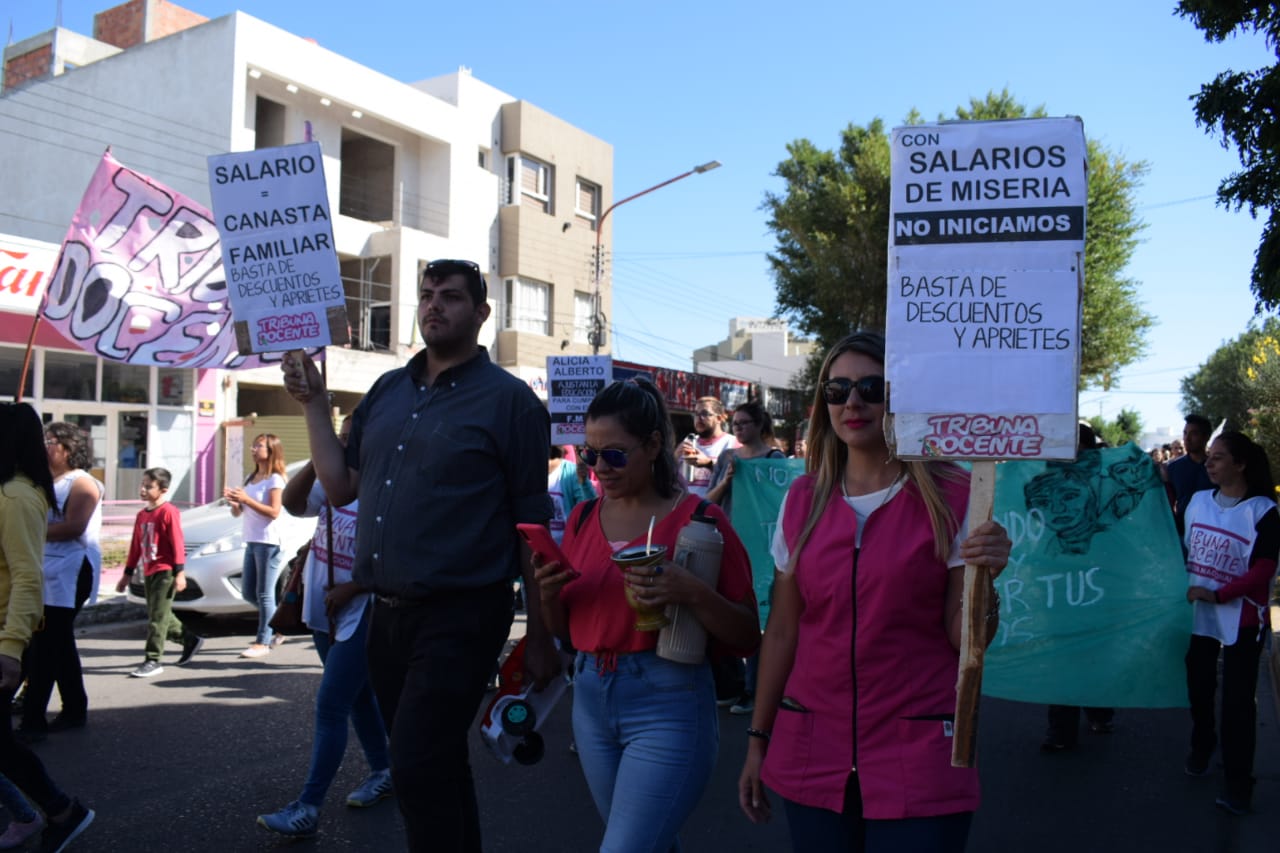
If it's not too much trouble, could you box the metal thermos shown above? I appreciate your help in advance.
[658,507,723,663]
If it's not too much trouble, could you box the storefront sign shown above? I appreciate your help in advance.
[0,236,58,316]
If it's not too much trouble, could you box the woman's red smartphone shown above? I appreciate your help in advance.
[516,524,577,576]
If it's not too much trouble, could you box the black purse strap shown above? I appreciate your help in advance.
[573,497,600,536]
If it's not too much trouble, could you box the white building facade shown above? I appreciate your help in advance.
[694,317,816,388]
[1,0,613,501]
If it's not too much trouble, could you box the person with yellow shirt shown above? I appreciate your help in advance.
[0,403,94,852]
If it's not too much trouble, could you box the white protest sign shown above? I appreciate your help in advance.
[548,355,612,444]
[886,118,1086,461]
[207,141,348,354]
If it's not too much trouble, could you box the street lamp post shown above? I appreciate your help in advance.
[590,160,721,355]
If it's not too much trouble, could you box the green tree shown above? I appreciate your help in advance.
[766,90,1154,393]
[1181,316,1280,480]
[1088,408,1145,448]
[1176,1,1280,311]
[768,122,891,349]
[1179,317,1278,428]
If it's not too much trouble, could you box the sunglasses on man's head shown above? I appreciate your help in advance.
[425,259,487,301]
[821,375,886,406]
[578,445,631,468]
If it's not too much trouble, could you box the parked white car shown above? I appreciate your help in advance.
[126,461,317,617]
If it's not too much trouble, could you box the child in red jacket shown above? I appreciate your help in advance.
[115,468,203,677]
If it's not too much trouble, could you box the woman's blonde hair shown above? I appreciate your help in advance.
[253,433,288,479]
[788,332,962,569]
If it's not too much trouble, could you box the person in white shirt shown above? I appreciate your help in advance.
[1182,430,1278,816]
[678,397,737,499]
[257,416,392,838]
[225,434,288,658]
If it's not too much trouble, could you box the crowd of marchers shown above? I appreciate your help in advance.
[0,260,1274,852]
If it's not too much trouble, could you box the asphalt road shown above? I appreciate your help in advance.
[10,611,1278,852]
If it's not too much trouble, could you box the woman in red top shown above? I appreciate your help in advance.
[536,378,759,852]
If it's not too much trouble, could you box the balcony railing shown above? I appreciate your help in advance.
[338,173,448,236]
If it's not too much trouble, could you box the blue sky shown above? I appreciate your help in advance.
[8,0,1276,435]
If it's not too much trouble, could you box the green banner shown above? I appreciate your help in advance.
[731,457,806,626]
[985,443,1190,708]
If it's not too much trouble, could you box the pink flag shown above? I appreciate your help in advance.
[42,150,316,369]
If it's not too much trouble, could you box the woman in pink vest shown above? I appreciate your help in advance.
[737,331,1011,851]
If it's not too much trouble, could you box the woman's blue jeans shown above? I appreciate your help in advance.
[572,650,718,853]
[300,607,389,807]
[241,542,282,645]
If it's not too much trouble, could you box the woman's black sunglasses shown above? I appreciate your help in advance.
[821,376,886,406]
[579,445,630,468]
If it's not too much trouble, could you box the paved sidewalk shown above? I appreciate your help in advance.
[77,565,145,627]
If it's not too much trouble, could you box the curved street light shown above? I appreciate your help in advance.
[590,160,722,355]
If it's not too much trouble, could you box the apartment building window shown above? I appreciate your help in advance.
[342,256,393,351]
[255,97,286,149]
[0,346,32,401]
[340,129,395,223]
[478,147,489,169]
[575,179,600,229]
[505,154,553,213]
[573,291,594,344]
[503,277,551,335]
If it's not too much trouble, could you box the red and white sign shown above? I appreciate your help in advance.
[0,235,59,316]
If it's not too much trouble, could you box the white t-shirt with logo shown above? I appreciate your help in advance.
[686,433,737,498]
[301,480,368,641]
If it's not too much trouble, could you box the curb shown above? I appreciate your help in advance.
[76,597,146,628]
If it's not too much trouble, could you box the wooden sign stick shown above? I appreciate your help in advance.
[952,459,996,768]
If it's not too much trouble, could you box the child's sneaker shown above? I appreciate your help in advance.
[129,660,163,678]
[345,769,393,808]
[176,634,204,666]
[256,801,318,837]
[0,814,43,849]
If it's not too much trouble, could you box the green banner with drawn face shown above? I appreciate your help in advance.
[730,457,806,627]
[984,443,1190,708]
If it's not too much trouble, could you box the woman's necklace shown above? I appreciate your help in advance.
[841,467,905,514]
[1214,489,1243,509]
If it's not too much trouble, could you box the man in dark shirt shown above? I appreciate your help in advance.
[1167,414,1213,538]
[282,259,558,852]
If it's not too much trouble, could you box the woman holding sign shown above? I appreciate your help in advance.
[738,331,1011,852]
[1182,431,1278,816]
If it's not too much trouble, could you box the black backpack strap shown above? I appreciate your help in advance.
[573,498,599,536]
